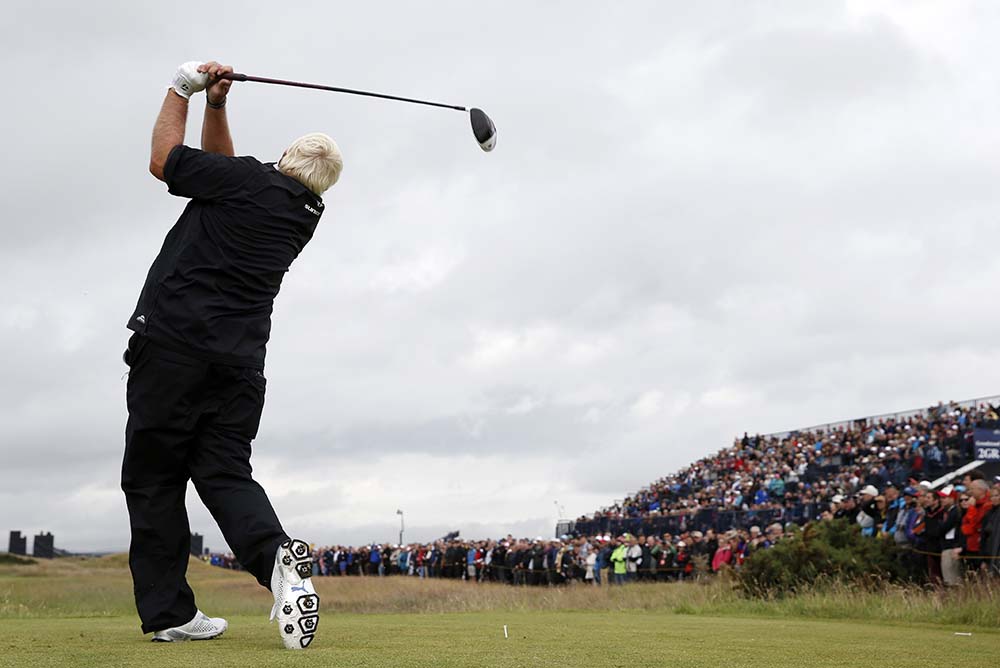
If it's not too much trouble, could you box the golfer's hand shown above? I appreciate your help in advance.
[200,61,234,106]
[170,61,209,99]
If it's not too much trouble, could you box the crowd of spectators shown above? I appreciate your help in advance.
[207,471,999,585]
[848,471,1000,584]
[574,400,997,536]
[208,527,788,585]
[206,399,1000,585]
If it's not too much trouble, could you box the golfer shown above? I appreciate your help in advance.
[121,61,342,650]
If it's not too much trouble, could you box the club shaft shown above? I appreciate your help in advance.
[221,73,467,112]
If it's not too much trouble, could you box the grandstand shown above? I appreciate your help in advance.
[570,397,1000,539]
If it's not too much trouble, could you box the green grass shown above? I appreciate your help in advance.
[1,610,996,668]
[0,554,997,667]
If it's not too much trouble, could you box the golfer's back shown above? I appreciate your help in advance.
[127,145,325,369]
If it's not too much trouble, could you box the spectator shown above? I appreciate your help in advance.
[585,546,597,585]
[894,487,920,548]
[915,489,943,584]
[980,484,1000,576]
[856,485,881,537]
[658,533,677,581]
[626,535,642,582]
[598,537,613,586]
[610,537,627,585]
[465,544,476,582]
[882,486,904,536]
[640,536,657,581]
[711,532,735,572]
[674,541,691,581]
[961,480,993,573]
[936,486,962,587]
[687,530,707,571]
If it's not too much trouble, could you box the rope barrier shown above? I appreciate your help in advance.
[315,560,706,576]
[902,546,1000,560]
[311,547,1000,581]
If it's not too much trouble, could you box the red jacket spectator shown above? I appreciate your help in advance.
[961,483,993,554]
[711,544,733,572]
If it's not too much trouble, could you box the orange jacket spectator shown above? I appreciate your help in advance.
[960,488,992,554]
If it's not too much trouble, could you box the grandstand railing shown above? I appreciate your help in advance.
[758,394,1000,441]
[571,503,825,538]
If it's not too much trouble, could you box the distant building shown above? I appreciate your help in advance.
[190,533,203,557]
[8,531,27,555]
[33,532,54,559]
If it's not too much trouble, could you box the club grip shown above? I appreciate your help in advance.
[220,72,248,82]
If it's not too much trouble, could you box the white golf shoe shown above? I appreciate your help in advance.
[151,610,228,642]
[270,538,319,649]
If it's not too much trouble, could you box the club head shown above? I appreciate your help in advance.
[470,108,496,152]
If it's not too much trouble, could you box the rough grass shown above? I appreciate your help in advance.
[3,555,997,627]
[0,554,997,667]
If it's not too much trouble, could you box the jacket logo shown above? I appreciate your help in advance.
[304,204,321,216]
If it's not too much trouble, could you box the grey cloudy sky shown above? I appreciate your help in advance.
[2,0,1000,553]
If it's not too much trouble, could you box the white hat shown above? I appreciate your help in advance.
[859,485,878,497]
[831,494,845,504]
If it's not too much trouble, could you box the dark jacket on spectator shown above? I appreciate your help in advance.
[857,499,881,530]
[939,504,961,551]
[981,504,1000,573]
[918,504,944,553]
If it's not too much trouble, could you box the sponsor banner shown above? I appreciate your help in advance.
[974,428,1000,461]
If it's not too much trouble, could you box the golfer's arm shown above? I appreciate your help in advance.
[149,91,188,181]
[201,103,234,157]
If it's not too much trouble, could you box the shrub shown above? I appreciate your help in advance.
[736,519,911,596]
[0,553,37,566]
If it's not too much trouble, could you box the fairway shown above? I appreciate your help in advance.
[1,557,997,667]
[0,610,996,668]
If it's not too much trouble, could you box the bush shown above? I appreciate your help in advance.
[737,519,911,596]
[0,553,37,566]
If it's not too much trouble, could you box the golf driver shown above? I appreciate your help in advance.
[220,72,497,152]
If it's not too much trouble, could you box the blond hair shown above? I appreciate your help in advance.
[278,133,343,195]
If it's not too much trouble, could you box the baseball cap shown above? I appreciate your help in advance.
[859,485,878,497]
[831,494,845,504]
[937,485,956,498]
[902,486,918,497]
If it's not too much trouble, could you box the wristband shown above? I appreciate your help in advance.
[206,97,227,109]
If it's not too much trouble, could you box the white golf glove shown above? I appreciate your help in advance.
[169,61,209,99]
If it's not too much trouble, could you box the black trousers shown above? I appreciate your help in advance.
[121,333,287,633]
